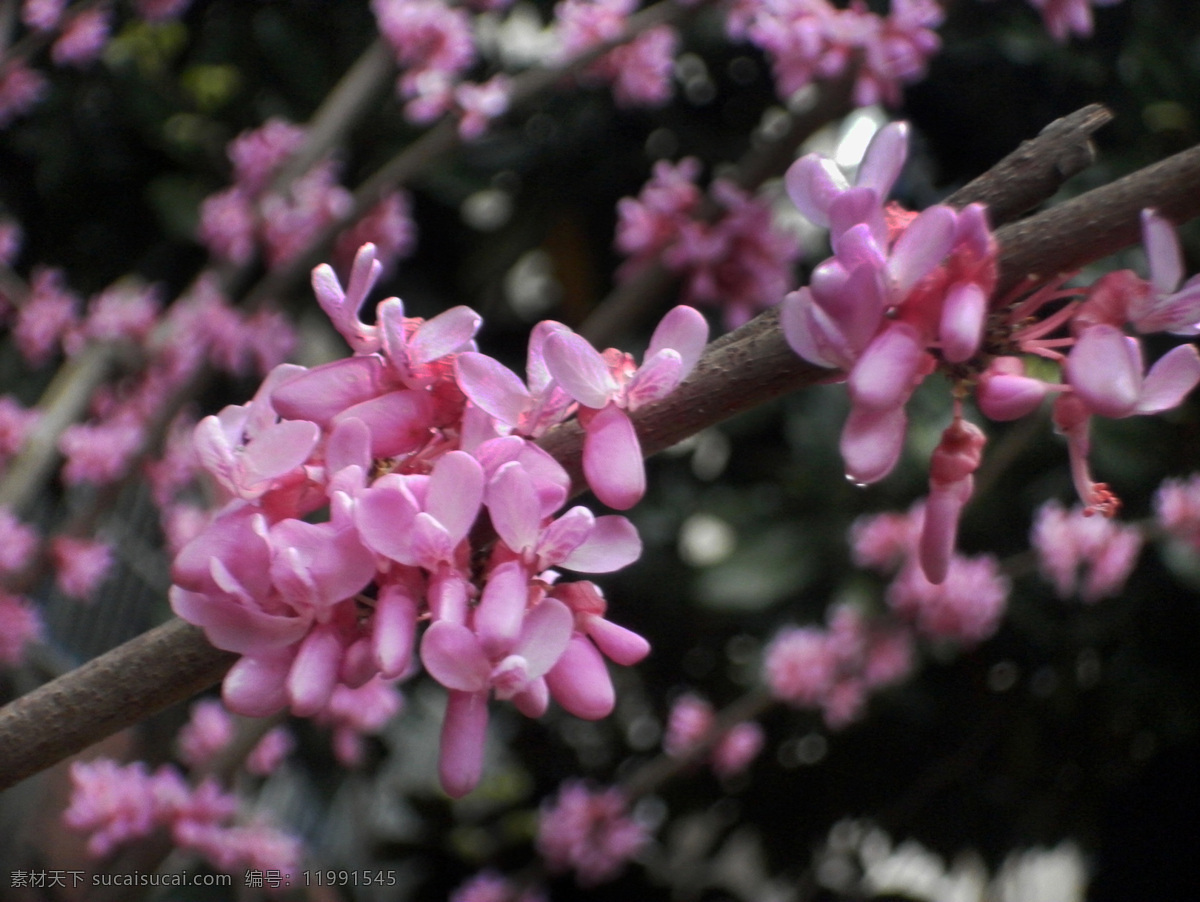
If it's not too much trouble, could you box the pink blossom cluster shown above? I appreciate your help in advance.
[662,692,765,776]
[851,505,1009,644]
[731,0,944,108]
[762,601,914,727]
[979,0,1123,42]
[1030,500,1142,602]
[450,870,547,902]
[64,758,302,874]
[1155,473,1200,549]
[616,157,801,328]
[781,121,1200,586]
[198,118,415,272]
[312,675,405,767]
[170,242,705,797]
[0,261,297,495]
[176,698,295,776]
[555,0,678,107]
[371,0,513,138]
[536,780,648,885]
[49,535,114,600]
[0,507,111,605]
[0,590,44,666]
[0,1,192,129]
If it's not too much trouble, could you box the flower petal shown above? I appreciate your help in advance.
[583,404,645,510]
[421,621,491,691]
[543,331,617,409]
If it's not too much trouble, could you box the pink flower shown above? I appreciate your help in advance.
[599,25,678,107]
[198,187,257,266]
[64,760,181,857]
[51,6,111,67]
[421,595,574,796]
[1126,209,1200,334]
[918,415,986,584]
[193,367,320,502]
[666,179,801,329]
[455,75,511,139]
[332,191,417,277]
[22,0,66,31]
[260,162,354,268]
[887,553,1008,644]
[455,322,578,439]
[762,625,838,707]
[1065,324,1200,420]
[537,781,648,885]
[176,699,236,770]
[615,157,703,276]
[58,415,144,486]
[711,721,765,777]
[1027,0,1123,42]
[1155,473,1200,549]
[0,508,39,578]
[663,693,714,757]
[373,0,476,98]
[50,535,113,601]
[246,726,295,776]
[313,676,404,767]
[228,118,307,196]
[543,305,708,508]
[0,591,43,666]
[0,61,49,128]
[1031,500,1142,602]
[135,0,192,22]
[13,268,79,366]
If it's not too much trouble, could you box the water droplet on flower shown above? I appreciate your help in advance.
[844,474,867,489]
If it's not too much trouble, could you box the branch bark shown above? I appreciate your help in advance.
[5,116,1200,794]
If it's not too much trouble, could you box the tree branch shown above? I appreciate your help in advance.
[0,620,236,790]
[5,119,1200,795]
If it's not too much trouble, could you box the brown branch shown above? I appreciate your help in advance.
[0,620,236,791]
[996,140,1200,294]
[942,103,1112,223]
[4,121,1200,794]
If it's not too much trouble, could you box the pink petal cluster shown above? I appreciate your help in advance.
[64,758,302,874]
[50,6,111,68]
[450,870,547,902]
[49,535,114,601]
[0,395,39,463]
[1155,473,1200,549]
[782,123,1200,581]
[762,603,913,727]
[312,676,404,767]
[171,242,676,798]
[538,305,708,508]
[0,61,49,129]
[13,268,80,366]
[663,692,765,777]
[616,159,800,329]
[198,118,416,274]
[372,0,501,130]
[853,505,1008,645]
[536,781,648,886]
[177,697,295,775]
[1020,0,1124,42]
[1030,500,1142,602]
[0,509,38,580]
[555,0,679,107]
[735,0,942,107]
[0,590,44,666]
